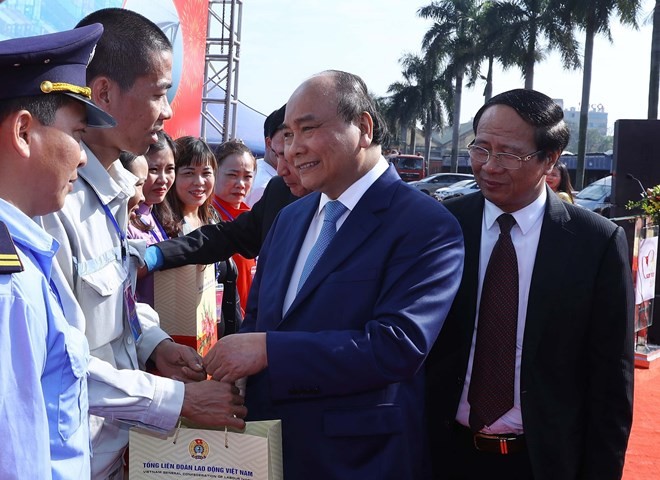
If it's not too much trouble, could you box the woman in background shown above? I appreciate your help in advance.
[120,151,150,294]
[211,140,257,316]
[161,136,217,236]
[546,161,575,203]
[119,152,148,222]
[129,131,176,244]
[160,136,242,336]
[127,131,177,305]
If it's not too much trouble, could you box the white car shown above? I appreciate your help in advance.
[433,179,480,201]
[407,173,474,195]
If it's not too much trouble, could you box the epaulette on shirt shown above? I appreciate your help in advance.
[0,221,23,274]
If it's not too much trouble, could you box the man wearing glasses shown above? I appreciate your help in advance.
[426,89,634,480]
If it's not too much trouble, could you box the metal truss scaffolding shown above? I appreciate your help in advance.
[201,0,243,143]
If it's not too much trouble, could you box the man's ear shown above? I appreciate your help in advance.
[544,151,561,175]
[7,110,34,159]
[357,111,374,148]
[89,76,114,110]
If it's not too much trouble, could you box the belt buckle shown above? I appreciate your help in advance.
[473,432,516,455]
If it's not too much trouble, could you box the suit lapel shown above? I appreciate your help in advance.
[284,168,399,318]
[446,193,485,343]
[264,193,320,326]
[521,189,573,370]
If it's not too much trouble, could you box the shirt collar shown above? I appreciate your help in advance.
[484,186,547,235]
[78,143,137,205]
[0,198,58,276]
[317,156,389,215]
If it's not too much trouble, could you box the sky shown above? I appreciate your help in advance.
[236,0,657,134]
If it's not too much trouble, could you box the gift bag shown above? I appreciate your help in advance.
[153,264,217,356]
[129,420,283,480]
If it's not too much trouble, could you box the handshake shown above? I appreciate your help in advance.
[151,333,268,429]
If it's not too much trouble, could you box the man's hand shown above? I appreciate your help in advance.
[182,380,247,429]
[151,339,206,382]
[203,333,268,383]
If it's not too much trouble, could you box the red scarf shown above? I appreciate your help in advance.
[211,195,250,221]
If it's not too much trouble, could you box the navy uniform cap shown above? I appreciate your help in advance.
[0,23,115,128]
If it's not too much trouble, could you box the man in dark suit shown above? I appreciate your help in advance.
[142,138,309,268]
[426,89,634,480]
[203,70,465,480]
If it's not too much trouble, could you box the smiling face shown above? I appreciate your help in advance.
[214,152,256,208]
[282,74,374,199]
[471,104,556,213]
[29,100,88,216]
[102,50,173,156]
[143,146,176,206]
[175,161,215,210]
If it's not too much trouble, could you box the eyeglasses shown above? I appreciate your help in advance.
[467,143,543,170]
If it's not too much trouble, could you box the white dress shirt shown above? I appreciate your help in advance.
[245,158,277,207]
[283,158,389,314]
[456,188,547,434]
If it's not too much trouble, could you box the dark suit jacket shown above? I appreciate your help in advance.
[156,176,297,268]
[242,166,465,480]
[426,188,635,480]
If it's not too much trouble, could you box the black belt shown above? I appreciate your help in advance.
[456,423,526,455]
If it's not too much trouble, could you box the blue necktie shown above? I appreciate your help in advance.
[297,200,347,292]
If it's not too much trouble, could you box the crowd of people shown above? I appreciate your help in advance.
[0,7,636,480]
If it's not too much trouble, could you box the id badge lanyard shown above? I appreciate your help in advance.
[100,200,143,342]
[212,197,236,221]
[100,201,127,266]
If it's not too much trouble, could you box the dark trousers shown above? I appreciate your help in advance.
[444,423,534,480]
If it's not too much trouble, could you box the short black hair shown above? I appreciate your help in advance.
[263,104,286,139]
[0,94,72,125]
[76,8,172,90]
[322,70,389,146]
[473,89,569,158]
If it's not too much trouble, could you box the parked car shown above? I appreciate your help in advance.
[574,175,612,216]
[434,179,480,201]
[407,173,474,195]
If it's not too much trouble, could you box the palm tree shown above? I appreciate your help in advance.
[569,0,642,189]
[418,0,483,172]
[386,53,452,166]
[473,1,531,100]
[648,1,660,119]
[487,0,581,89]
[402,54,453,167]
[386,78,422,154]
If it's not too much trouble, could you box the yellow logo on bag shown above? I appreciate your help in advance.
[189,438,210,460]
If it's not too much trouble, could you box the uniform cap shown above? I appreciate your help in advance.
[0,23,115,128]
